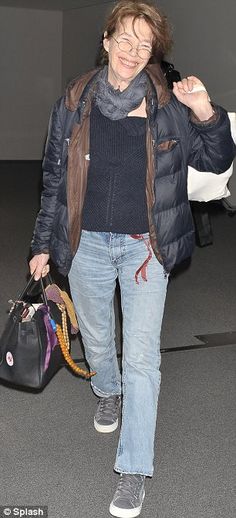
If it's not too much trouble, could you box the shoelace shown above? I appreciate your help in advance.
[115,474,145,501]
[97,396,120,420]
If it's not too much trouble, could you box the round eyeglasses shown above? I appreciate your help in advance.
[112,36,152,60]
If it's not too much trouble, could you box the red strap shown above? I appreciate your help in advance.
[130,234,153,284]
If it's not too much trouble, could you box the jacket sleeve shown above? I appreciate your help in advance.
[187,105,236,172]
[31,97,65,255]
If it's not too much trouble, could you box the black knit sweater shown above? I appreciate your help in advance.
[82,104,149,234]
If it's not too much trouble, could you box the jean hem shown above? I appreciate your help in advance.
[91,381,121,398]
[114,467,153,477]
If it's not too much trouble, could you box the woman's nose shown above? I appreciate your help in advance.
[128,45,139,57]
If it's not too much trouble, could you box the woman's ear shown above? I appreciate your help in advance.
[103,31,109,53]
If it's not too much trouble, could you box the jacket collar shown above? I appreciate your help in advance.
[145,63,171,107]
[65,68,100,112]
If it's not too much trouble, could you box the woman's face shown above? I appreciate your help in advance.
[103,16,153,90]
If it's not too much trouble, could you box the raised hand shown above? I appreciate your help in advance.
[173,75,214,121]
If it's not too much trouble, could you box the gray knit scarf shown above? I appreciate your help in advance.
[95,65,147,120]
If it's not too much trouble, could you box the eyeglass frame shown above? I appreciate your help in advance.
[111,35,152,60]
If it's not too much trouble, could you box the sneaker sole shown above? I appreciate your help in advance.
[109,491,145,518]
[94,417,118,433]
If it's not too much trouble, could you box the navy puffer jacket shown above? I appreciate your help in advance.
[31,66,235,275]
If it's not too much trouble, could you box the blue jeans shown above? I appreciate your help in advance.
[69,231,168,476]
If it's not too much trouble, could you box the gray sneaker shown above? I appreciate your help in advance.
[94,395,121,433]
[109,474,145,518]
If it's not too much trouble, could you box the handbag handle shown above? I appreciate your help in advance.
[18,273,49,306]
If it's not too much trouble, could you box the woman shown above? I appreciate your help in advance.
[29,1,235,517]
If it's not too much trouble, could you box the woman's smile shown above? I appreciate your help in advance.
[119,56,139,68]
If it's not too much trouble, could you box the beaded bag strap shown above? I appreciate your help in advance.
[45,284,96,379]
[55,305,96,379]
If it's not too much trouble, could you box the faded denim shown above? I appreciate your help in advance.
[69,230,168,476]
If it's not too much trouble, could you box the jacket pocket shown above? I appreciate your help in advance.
[155,138,181,179]
[156,139,179,153]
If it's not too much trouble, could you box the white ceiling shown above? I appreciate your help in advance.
[0,0,114,11]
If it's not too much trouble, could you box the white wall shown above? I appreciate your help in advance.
[160,0,236,111]
[0,7,62,160]
[62,3,111,89]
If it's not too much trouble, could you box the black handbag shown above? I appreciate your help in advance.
[0,274,95,390]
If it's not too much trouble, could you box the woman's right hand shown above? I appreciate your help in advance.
[29,253,50,281]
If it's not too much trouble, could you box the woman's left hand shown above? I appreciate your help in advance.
[173,75,214,121]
